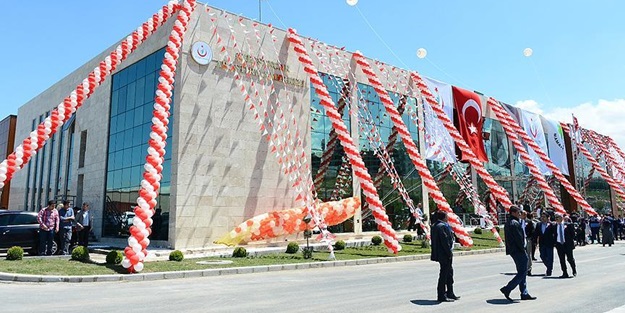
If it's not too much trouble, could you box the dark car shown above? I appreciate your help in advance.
[0,211,58,255]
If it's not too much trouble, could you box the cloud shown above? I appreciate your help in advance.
[514,99,625,148]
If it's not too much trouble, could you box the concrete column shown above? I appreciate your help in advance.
[417,97,430,217]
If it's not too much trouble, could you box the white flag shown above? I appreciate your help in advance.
[541,117,569,175]
[423,77,456,163]
[520,109,551,175]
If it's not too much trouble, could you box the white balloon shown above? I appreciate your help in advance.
[136,251,146,260]
[134,262,144,272]
[346,0,358,6]
[132,244,142,253]
[416,48,427,59]
[523,48,533,57]
[121,259,131,268]
[128,236,138,247]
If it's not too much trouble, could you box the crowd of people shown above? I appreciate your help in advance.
[429,204,622,303]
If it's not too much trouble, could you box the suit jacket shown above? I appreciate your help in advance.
[555,222,576,251]
[431,220,454,262]
[534,221,556,248]
[524,219,535,240]
[75,210,94,231]
[504,216,526,255]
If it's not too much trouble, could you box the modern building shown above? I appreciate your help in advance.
[8,4,606,249]
[0,115,17,209]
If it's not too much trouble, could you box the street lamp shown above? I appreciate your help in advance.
[303,214,313,259]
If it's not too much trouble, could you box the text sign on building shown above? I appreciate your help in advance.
[191,41,212,65]
[217,53,306,88]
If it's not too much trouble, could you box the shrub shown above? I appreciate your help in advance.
[473,227,483,235]
[334,240,346,250]
[371,235,383,246]
[403,234,413,243]
[286,242,300,254]
[6,246,24,261]
[302,247,313,259]
[106,250,123,265]
[232,247,247,258]
[169,250,184,262]
[420,240,431,249]
[71,246,90,262]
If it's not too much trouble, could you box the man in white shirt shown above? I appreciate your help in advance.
[554,214,577,278]
[75,202,94,247]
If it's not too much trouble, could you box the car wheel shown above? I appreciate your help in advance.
[51,240,58,255]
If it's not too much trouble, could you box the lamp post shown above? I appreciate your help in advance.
[303,214,313,259]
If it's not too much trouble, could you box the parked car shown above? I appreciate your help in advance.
[119,211,135,235]
[0,210,58,255]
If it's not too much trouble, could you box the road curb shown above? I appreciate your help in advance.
[0,248,505,283]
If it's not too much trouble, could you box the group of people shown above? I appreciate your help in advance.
[36,200,94,256]
[577,213,624,246]
[429,204,597,303]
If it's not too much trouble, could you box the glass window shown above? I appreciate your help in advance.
[10,213,38,225]
[105,47,171,239]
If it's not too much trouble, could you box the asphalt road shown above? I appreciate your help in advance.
[2,242,624,313]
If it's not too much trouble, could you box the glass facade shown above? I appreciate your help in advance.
[103,47,172,240]
[310,74,426,232]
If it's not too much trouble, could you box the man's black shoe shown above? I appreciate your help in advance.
[500,287,512,301]
[520,294,537,300]
[446,295,461,300]
[436,298,455,303]
[545,271,552,277]
[573,270,577,277]
[559,274,570,278]
[527,270,532,276]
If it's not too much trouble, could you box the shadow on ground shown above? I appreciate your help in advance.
[410,299,440,306]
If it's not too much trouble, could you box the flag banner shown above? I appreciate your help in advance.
[541,117,569,175]
[484,118,510,168]
[452,86,488,162]
[424,77,456,163]
[519,109,551,175]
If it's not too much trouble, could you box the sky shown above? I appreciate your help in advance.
[2,0,624,145]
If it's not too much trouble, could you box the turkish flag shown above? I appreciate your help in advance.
[452,86,488,162]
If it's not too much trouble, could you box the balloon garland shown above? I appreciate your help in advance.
[0,2,180,189]
[561,123,625,202]
[121,0,196,273]
[352,51,472,246]
[486,98,566,215]
[584,130,625,186]
[409,72,514,211]
[288,29,401,253]
[488,98,596,216]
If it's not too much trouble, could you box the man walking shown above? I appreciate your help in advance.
[521,211,535,276]
[554,214,577,278]
[500,206,536,301]
[431,210,459,302]
[37,200,59,256]
[534,211,556,276]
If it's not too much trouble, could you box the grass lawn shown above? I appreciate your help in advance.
[0,231,504,276]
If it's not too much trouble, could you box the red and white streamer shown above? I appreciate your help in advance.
[487,98,568,215]
[584,130,625,187]
[0,2,179,189]
[352,51,472,246]
[288,29,401,253]
[410,72,514,211]
[121,0,196,273]
[489,98,597,215]
[561,123,625,202]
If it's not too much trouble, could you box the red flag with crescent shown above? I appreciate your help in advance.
[452,86,488,162]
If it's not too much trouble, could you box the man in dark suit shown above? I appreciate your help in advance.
[431,210,459,302]
[554,214,577,278]
[521,211,535,276]
[75,202,94,247]
[500,206,536,301]
[534,211,556,276]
